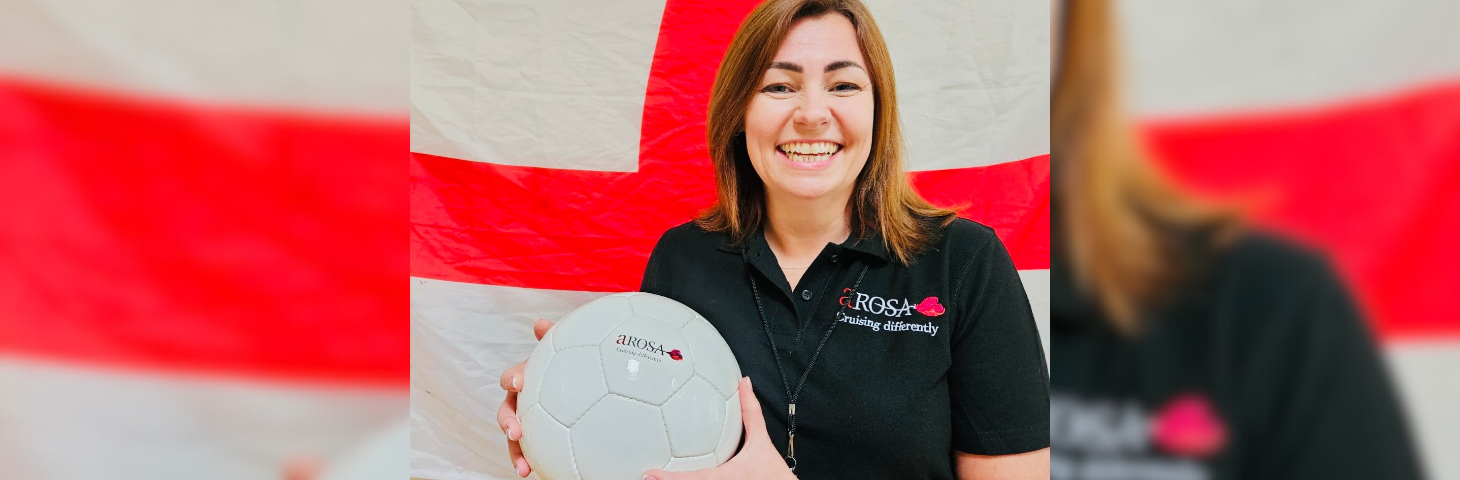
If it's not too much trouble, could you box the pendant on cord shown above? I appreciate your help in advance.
[786,403,797,471]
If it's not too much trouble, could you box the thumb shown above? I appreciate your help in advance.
[533,319,554,340]
[641,469,698,480]
[736,376,770,442]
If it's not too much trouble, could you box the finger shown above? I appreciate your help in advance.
[533,318,554,340]
[496,391,522,440]
[506,435,531,477]
[500,361,526,392]
[736,376,769,441]
[641,469,698,480]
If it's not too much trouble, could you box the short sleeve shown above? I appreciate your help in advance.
[1245,258,1422,479]
[947,235,1051,455]
[639,233,671,296]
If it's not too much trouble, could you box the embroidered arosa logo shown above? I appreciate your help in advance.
[915,297,945,317]
[1150,392,1227,459]
[839,289,945,318]
[614,334,684,361]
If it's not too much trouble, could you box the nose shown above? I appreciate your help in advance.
[792,89,831,129]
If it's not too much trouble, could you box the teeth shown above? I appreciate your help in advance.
[778,141,841,156]
[788,152,833,162]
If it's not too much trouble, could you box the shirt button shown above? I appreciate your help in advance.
[801,290,812,301]
[831,254,839,263]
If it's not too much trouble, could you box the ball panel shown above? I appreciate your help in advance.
[554,294,635,350]
[626,293,695,328]
[663,453,717,472]
[600,315,694,406]
[680,318,741,399]
[660,376,727,457]
[518,403,581,480]
[538,347,608,427]
[571,395,672,480]
[518,329,557,412]
[713,393,742,464]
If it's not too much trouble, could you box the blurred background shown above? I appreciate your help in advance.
[0,0,409,478]
[1077,0,1460,478]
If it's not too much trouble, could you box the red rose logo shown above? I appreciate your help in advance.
[915,297,945,317]
[668,349,683,361]
[1151,392,1227,459]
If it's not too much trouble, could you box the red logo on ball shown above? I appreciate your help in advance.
[668,349,683,361]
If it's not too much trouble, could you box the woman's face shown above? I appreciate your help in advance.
[744,13,875,203]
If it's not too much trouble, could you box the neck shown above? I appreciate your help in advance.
[763,189,853,263]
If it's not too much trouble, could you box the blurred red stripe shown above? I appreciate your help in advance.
[0,77,408,384]
[1146,80,1460,340]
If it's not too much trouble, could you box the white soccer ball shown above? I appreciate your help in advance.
[517,292,743,480]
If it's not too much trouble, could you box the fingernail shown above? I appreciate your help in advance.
[511,377,519,390]
[516,460,528,477]
[643,475,658,480]
[507,427,517,440]
[744,376,752,388]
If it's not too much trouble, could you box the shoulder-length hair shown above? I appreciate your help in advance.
[1055,0,1241,333]
[696,0,956,265]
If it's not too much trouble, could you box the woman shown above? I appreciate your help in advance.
[1050,1,1422,479]
[500,0,1051,478]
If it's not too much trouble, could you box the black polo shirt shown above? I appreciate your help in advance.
[640,218,1050,480]
[1050,234,1422,480]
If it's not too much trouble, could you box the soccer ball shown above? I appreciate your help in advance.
[517,292,743,480]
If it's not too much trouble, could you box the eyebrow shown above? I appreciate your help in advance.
[769,61,803,73]
[768,60,866,74]
[825,60,864,73]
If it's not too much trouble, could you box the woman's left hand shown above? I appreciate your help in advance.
[642,377,797,480]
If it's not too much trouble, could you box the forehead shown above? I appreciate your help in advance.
[772,13,864,64]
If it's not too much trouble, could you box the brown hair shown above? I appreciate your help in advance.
[1054,0,1241,332]
[696,0,957,265]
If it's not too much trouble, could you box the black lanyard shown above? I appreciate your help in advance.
[747,260,869,472]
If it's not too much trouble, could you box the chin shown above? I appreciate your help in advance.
[773,180,844,201]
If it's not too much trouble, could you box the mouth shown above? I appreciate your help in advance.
[776,141,843,168]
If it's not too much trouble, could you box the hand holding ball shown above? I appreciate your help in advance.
[517,293,743,480]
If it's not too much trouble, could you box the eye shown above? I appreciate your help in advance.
[761,83,795,95]
[831,82,863,93]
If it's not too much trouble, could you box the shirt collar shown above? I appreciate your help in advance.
[715,226,891,264]
[840,229,891,263]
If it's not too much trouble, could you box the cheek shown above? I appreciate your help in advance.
[854,96,876,136]
[835,97,876,145]
[744,99,787,136]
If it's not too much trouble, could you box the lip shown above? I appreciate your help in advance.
[776,140,842,171]
[777,147,840,170]
[775,139,842,149]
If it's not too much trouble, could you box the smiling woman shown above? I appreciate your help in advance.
[699,0,955,273]
[495,1,1051,479]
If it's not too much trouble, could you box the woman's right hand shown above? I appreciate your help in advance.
[497,318,555,478]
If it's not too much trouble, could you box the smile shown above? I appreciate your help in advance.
[777,141,843,164]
